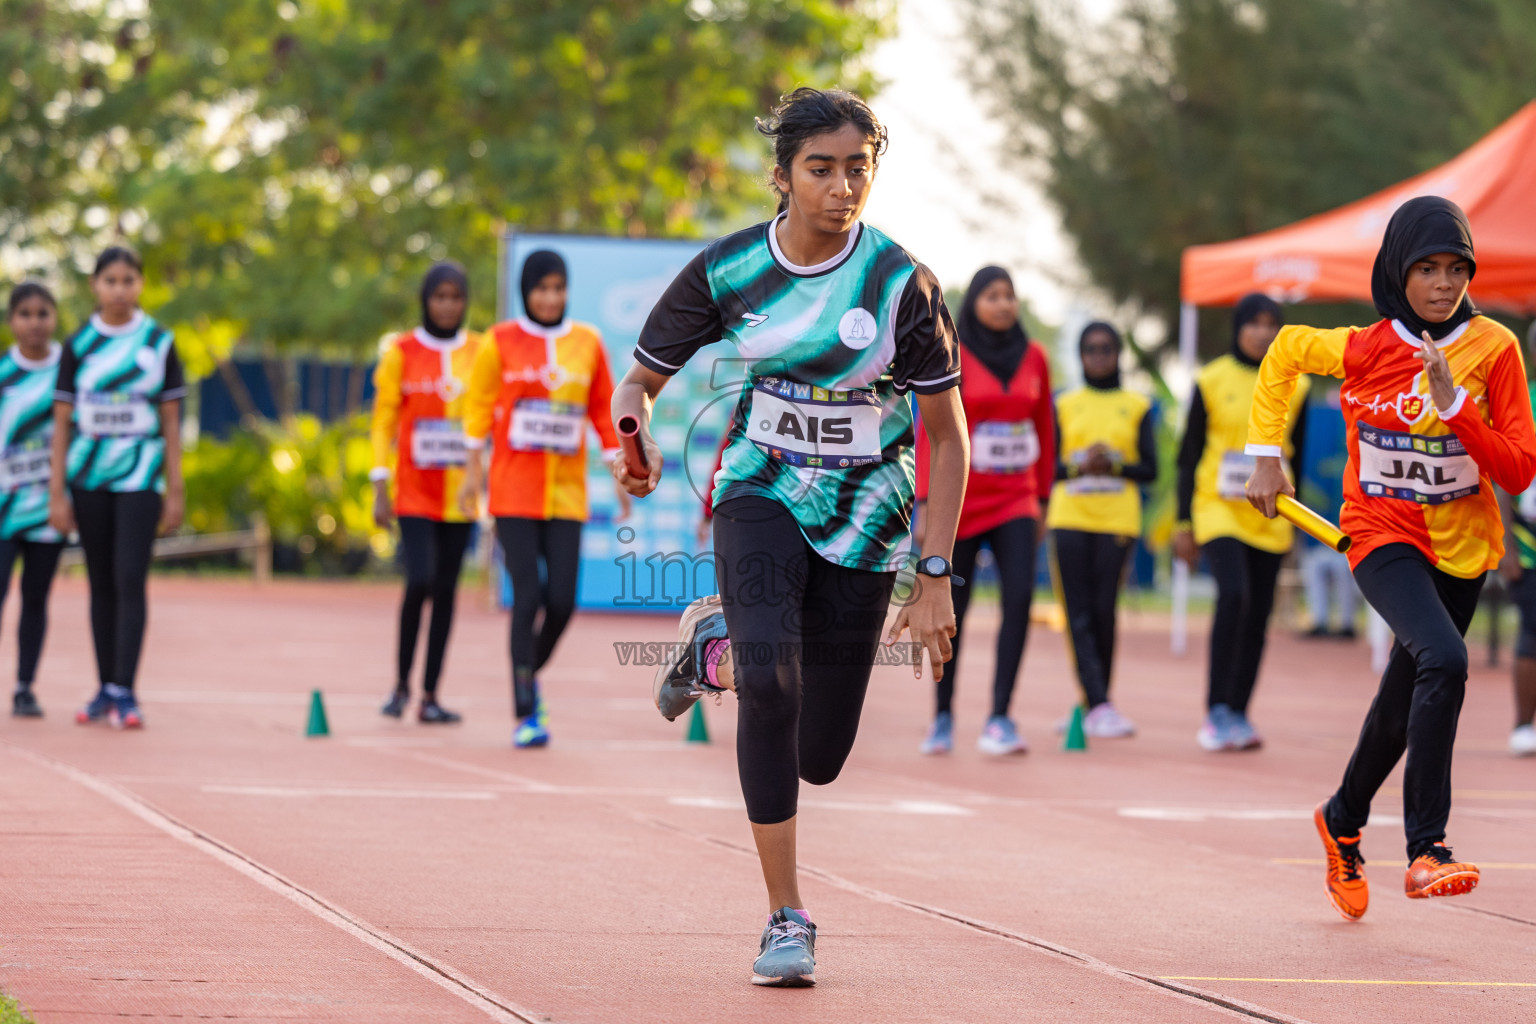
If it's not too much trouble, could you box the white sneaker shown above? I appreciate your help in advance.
[977,715,1028,755]
[1510,724,1536,757]
[1083,702,1136,738]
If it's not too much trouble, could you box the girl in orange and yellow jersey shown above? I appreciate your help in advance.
[369,261,482,724]
[1247,197,1536,920]
[460,251,623,748]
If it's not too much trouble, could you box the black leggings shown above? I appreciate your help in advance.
[1202,536,1283,714]
[942,516,1036,719]
[1052,529,1133,709]
[0,537,64,684]
[713,497,896,826]
[1327,544,1483,859]
[495,516,582,717]
[72,489,160,691]
[395,517,473,694]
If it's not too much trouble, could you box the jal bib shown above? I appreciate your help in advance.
[79,390,156,438]
[509,399,584,455]
[970,420,1040,475]
[1356,424,1479,505]
[1217,449,1256,501]
[745,377,882,468]
[411,418,467,469]
[0,437,51,492]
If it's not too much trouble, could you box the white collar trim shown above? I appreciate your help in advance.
[11,341,61,372]
[90,309,146,338]
[517,316,572,340]
[413,326,466,351]
[1391,318,1470,349]
[767,213,862,275]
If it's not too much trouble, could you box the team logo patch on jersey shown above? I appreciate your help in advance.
[838,307,876,350]
[1397,392,1426,424]
[135,346,158,373]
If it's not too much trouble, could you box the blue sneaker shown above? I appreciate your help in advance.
[1227,709,1263,751]
[752,907,816,986]
[919,711,953,755]
[514,700,549,748]
[109,688,143,730]
[76,687,113,725]
[977,714,1028,755]
[1197,703,1236,751]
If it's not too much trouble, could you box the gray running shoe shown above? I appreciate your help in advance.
[752,907,816,987]
[652,594,728,722]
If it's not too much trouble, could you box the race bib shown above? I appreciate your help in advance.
[1519,481,1536,521]
[745,377,882,468]
[0,437,51,492]
[79,391,156,438]
[970,420,1040,475]
[1357,424,1479,505]
[509,399,584,455]
[1217,450,1256,501]
[410,418,467,469]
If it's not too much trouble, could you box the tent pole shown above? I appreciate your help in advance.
[1172,300,1197,655]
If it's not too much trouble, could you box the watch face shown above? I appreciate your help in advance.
[920,556,946,575]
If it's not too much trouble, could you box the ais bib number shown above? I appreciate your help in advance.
[1217,450,1256,501]
[410,418,467,469]
[0,437,51,492]
[745,377,882,468]
[970,420,1039,475]
[509,399,584,455]
[79,391,156,438]
[1357,425,1479,505]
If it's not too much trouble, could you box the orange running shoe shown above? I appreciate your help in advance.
[1405,844,1479,899]
[1314,802,1368,921]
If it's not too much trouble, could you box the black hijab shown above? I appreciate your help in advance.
[957,266,1030,385]
[1231,292,1284,367]
[520,249,568,328]
[420,260,468,338]
[1370,195,1478,341]
[1078,321,1122,390]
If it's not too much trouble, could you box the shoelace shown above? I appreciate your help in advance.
[1336,838,1365,882]
[767,919,811,950]
[1420,844,1457,866]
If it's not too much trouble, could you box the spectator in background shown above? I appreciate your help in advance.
[1299,387,1361,639]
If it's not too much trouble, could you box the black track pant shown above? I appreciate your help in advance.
[1052,529,1133,709]
[713,496,896,826]
[395,517,473,694]
[1202,536,1283,714]
[0,537,64,684]
[941,516,1036,719]
[72,489,160,691]
[1327,543,1483,859]
[496,516,582,718]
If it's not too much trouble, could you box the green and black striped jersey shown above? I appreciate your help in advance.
[636,217,961,571]
[55,311,185,494]
[0,342,63,541]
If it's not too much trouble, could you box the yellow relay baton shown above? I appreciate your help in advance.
[1276,493,1351,553]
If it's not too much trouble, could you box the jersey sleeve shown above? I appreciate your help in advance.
[463,335,503,448]
[633,251,723,376]
[891,265,962,395]
[53,340,78,403]
[587,338,620,457]
[157,339,187,402]
[1029,347,1055,498]
[1120,404,1159,483]
[1442,341,1536,495]
[1246,325,1348,456]
[369,343,404,480]
[1175,384,1207,523]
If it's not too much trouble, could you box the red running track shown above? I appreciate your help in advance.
[1,576,1534,1022]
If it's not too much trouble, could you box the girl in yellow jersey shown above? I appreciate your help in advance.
[369,261,481,724]
[1173,294,1308,752]
[1048,322,1156,738]
[460,251,623,748]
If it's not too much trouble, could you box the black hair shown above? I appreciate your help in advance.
[7,281,57,317]
[92,245,143,278]
[756,87,889,214]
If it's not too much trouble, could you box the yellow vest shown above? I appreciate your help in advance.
[1193,354,1309,552]
[1047,386,1151,538]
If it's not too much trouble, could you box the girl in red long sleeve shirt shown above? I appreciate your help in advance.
[916,267,1053,755]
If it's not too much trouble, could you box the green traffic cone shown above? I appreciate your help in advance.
[306,689,330,737]
[685,701,710,744]
[1062,704,1087,752]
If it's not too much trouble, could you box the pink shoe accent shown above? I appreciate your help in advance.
[703,638,731,689]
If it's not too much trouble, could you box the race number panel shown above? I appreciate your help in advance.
[509,399,585,455]
[971,420,1040,475]
[79,391,156,438]
[1357,424,1479,505]
[411,417,468,468]
[745,377,882,468]
[1217,449,1256,501]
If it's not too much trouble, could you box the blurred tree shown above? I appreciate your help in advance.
[1,0,890,367]
[963,0,1536,355]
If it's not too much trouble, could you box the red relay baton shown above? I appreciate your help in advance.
[616,415,650,480]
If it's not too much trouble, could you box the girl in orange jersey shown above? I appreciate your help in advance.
[460,251,624,748]
[1247,197,1536,921]
[369,261,482,724]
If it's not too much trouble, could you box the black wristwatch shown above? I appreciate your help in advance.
[915,555,965,586]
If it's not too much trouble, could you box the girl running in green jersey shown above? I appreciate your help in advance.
[49,247,186,729]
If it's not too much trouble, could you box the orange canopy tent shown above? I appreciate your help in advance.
[1177,100,1536,361]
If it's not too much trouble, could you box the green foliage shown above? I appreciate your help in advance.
[963,0,1536,353]
[0,991,34,1024]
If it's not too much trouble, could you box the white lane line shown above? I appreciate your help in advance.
[203,785,494,800]
[669,795,972,816]
[1119,807,1403,825]
[5,744,538,1024]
